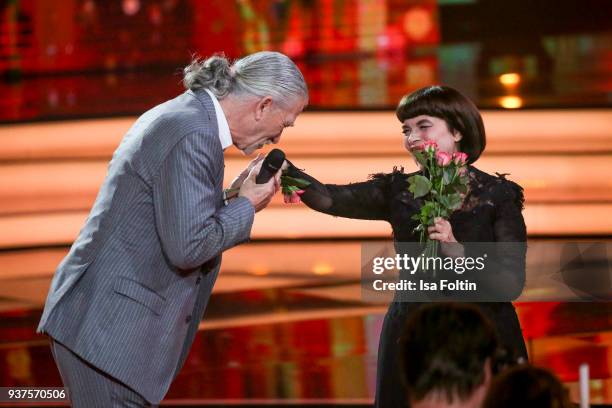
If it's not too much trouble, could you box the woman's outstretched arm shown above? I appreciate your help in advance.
[284,161,391,221]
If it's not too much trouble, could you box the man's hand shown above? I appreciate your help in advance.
[238,159,281,212]
[229,154,265,192]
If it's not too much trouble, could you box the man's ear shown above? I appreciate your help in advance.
[254,96,273,121]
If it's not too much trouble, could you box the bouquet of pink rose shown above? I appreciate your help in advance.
[408,141,469,265]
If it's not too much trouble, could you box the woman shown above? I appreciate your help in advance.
[283,86,528,407]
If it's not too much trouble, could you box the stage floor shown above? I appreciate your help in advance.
[0,240,611,405]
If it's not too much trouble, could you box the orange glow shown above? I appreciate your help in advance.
[1,202,610,249]
[3,110,612,161]
[403,7,433,41]
[499,73,521,86]
[1,110,611,250]
[312,263,334,275]
[249,265,270,276]
[499,96,523,109]
[2,110,612,159]
[2,154,611,215]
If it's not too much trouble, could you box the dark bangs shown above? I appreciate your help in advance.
[396,85,486,164]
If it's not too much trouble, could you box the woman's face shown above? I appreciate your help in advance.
[402,115,462,155]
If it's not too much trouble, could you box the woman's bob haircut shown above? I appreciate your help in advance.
[396,85,486,164]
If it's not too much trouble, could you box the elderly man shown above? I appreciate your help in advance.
[37,51,308,407]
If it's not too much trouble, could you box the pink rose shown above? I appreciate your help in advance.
[284,190,305,204]
[435,151,452,167]
[423,140,438,152]
[453,152,468,165]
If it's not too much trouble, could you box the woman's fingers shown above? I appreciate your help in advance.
[428,218,449,232]
[428,232,445,241]
[434,217,448,226]
[428,218,453,241]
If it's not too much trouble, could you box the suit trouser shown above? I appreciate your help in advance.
[50,338,158,408]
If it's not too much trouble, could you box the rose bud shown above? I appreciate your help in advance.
[436,151,452,167]
[423,140,438,153]
[453,152,468,165]
[290,192,302,203]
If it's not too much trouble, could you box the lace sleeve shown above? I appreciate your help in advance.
[482,177,527,300]
[493,176,527,241]
[284,161,391,221]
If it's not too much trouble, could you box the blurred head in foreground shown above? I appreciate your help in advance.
[482,365,572,408]
[401,303,499,408]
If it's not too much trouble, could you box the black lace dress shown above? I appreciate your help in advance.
[284,162,528,408]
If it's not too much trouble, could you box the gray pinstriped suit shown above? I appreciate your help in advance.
[37,89,255,404]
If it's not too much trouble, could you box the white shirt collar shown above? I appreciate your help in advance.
[204,88,232,150]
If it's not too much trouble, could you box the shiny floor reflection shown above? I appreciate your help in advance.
[0,241,611,405]
[1,302,612,404]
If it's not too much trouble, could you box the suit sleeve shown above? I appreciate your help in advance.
[152,131,255,270]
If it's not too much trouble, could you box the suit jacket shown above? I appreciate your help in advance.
[37,89,255,403]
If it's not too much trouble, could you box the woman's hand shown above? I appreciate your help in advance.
[428,217,465,258]
[281,159,290,172]
[427,217,457,242]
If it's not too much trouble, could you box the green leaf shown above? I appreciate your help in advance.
[408,175,432,198]
[411,150,429,167]
[446,193,463,210]
[420,202,436,222]
[438,195,449,208]
[281,175,311,189]
[455,183,468,194]
[443,169,454,185]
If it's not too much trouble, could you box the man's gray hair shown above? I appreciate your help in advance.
[183,51,308,107]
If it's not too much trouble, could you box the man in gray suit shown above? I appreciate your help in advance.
[37,51,308,407]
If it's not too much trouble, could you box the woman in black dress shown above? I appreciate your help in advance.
[283,86,528,407]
